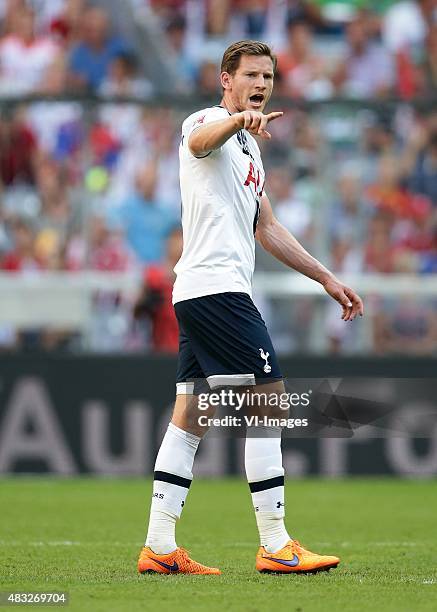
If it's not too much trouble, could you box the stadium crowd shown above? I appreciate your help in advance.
[0,0,436,354]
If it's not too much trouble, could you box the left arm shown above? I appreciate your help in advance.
[255,193,364,321]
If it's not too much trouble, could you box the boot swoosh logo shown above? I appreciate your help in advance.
[154,559,179,572]
[269,554,299,567]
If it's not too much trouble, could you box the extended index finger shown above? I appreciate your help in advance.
[266,111,283,123]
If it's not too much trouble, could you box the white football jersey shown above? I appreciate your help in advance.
[173,106,265,304]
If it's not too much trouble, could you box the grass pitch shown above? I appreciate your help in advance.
[1,478,436,611]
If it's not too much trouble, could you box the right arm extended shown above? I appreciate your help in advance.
[188,110,283,157]
[188,115,241,158]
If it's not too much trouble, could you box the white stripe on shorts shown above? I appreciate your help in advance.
[176,382,195,395]
[207,373,255,389]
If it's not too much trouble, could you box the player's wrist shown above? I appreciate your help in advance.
[317,270,335,286]
[232,113,245,131]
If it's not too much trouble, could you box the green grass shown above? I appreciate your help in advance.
[1,478,436,611]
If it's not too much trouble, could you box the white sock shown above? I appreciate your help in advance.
[145,422,200,554]
[245,426,291,553]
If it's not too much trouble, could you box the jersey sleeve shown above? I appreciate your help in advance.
[182,107,229,158]
[184,107,229,137]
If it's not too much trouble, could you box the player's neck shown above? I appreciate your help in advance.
[220,97,238,114]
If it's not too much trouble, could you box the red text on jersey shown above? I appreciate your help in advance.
[244,161,264,198]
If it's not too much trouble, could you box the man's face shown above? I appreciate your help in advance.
[289,23,311,55]
[15,9,35,42]
[347,20,368,52]
[221,54,274,113]
[83,8,109,46]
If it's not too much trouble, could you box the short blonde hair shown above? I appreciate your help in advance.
[221,40,277,75]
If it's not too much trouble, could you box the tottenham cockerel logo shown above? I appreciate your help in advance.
[259,348,271,373]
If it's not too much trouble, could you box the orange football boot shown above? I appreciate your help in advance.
[256,539,340,574]
[138,546,221,575]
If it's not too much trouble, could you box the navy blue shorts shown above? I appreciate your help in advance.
[174,292,282,393]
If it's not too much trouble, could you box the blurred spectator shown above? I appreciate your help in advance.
[382,0,432,54]
[268,166,313,242]
[97,53,153,173]
[283,1,325,31]
[34,160,83,240]
[366,155,411,217]
[149,0,325,48]
[0,198,10,254]
[65,212,137,272]
[364,212,398,273]
[394,195,435,257]
[99,51,153,98]
[276,17,333,99]
[197,60,220,96]
[133,226,182,352]
[87,214,136,272]
[0,6,60,95]
[420,241,437,273]
[148,0,187,20]
[98,102,142,157]
[402,119,437,204]
[357,112,398,184]
[68,6,129,92]
[164,14,198,93]
[288,110,322,180]
[325,234,363,354]
[235,0,268,38]
[83,215,140,352]
[44,0,85,46]
[114,163,178,264]
[33,226,63,270]
[88,121,122,171]
[0,108,38,186]
[204,0,231,37]
[329,234,363,275]
[382,0,437,99]
[330,168,370,245]
[35,53,68,94]
[420,24,437,94]
[373,297,437,355]
[98,107,157,207]
[26,54,83,162]
[333,16,395,97]
[151,113,183,212]
[0,216,40,271]
[0,0,27,37]
[362,113,396,157]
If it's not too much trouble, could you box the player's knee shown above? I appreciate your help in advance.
[172,393,216,437]
[248,380,289,420]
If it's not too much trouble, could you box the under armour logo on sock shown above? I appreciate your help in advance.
[276,501,284,509]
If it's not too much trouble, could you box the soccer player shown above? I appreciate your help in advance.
[138,40,364,575]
